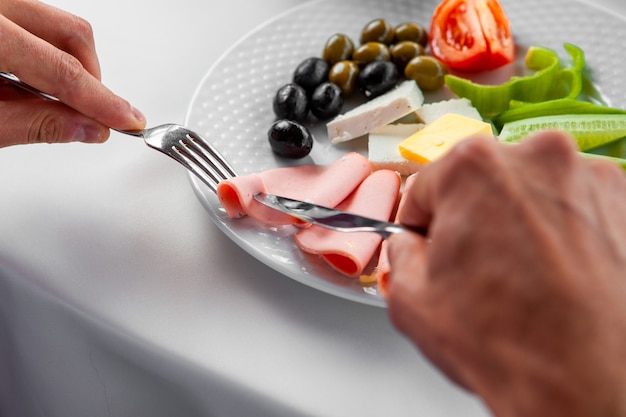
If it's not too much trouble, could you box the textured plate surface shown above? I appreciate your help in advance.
[185,0,626,307]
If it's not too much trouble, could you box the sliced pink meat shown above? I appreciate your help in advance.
[294,169,401,278]
[377,173,418,297]
[217,152,373,227]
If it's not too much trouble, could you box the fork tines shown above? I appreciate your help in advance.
[172,132,237,193]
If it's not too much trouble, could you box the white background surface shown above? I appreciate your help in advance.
[0,0,624,416]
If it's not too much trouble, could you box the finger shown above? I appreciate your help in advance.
[397,135,496,230]
[585,157,626,242]
[385,232,471,389]
[0,16,146,131]
[0,100,110,147]
[396,169,433,231]
[0,82,34,100]
[587,157,626,192]
[512,129,580,175]
[0,0,101,78]
[385,231,429,330]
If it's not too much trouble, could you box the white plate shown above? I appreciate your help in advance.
[185,0,626,307]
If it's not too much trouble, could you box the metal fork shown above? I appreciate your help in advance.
[0,71,237,193]
[120,125,237,193]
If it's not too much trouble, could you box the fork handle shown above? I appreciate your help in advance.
[0,72,59,101]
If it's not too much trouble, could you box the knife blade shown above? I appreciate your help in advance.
[253,192,426,238]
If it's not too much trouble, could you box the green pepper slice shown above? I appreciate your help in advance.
[445,44,583,119]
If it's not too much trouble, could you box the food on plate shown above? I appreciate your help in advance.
[352,42,392,67]
[399,113,494,164]
[360,18,396,45]
[404,55,448,91]
[295,169,401,277]
[498,114,626,151]
[429,0,515,72]
[273,83,309,122]
[218,153,406,279]
[368,124,424,175]
[492,98,626,129]
[310,82,344,120]
[327,80,424,144]
[259,12,623,283]
[394,22,428,47]
[375,172,418,296]
[269,17,448,157]
[322,33,355,65]
[217,152,372,226]
[328,60,360,96]
[357,60,400,98]
[390,41,425,73]
[293,57,330,96]
[267,119,314,158]
[416,97,482,123]
[365,98,484,176]
[439,41,626,170]
[445,44,579,119]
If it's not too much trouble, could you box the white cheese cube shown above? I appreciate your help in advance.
[327,81,424,144]
[369,124,424,176]
[416,98,482,124]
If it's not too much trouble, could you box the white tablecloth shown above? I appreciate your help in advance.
[1,0,624,416]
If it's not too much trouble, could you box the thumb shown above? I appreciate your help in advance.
[0,100,110,147]
[386,232,472,391]
[385,231,429,321]
[387,231,428,294]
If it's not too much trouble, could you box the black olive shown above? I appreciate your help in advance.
[273,83,309,122]
[293,57,329,96]
[310,82,343,120]
[268,119,313,158]
[358,61,399,98]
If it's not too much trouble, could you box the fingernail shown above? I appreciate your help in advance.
[132,106,146,124]
[73,124,107,143]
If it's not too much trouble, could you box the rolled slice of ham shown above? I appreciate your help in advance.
[216,152,372,227]
[377,172,418,297]
[294,169,401,278]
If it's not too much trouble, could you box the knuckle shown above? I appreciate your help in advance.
[71,17,95,43]
[28,114,64,144]
[62,16,96,57]
[524,130,578,163]
[55,53,84,86]
[447,135,499,172]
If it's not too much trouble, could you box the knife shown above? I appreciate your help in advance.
[253,192,427,238]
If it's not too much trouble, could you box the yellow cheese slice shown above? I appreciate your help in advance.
[398,113,493,164]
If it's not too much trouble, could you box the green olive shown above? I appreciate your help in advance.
[322,33,355,65]
[394,22,428,47]
[360,18,395,45]
[390,41,425,73]
[328,60,360,96]
[352,42,391,67]
[404,56,448,91]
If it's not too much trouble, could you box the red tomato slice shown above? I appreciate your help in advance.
[429,0,515,72]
